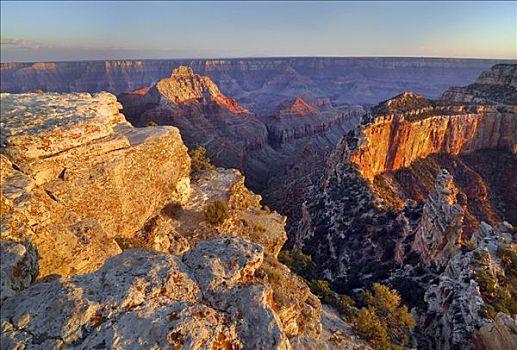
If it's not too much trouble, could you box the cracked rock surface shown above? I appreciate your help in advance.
[0,237,290,350]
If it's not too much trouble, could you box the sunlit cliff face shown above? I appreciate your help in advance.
[153,66,248,113]
[340,93,516,181]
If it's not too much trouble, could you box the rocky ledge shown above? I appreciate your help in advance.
[1,237,291,349]
[1,92,191,277]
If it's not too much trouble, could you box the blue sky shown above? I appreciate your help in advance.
[1,1,515,62]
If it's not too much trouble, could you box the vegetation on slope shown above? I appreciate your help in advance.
[189,146,215,173]
[279,249,415,349]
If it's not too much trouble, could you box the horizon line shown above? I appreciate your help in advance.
[2,55,517,65]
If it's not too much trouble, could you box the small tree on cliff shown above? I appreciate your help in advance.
[353,283,415,349]
[189,146,215,173]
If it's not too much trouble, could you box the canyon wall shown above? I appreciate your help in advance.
[2,58,512,111]
[442,64,517,105]
[334,93,516,181]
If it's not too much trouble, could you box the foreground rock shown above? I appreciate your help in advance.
[1,92,191,277]
[0,237,291,349]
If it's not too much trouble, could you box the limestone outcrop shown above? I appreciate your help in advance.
[1,92,191,277]
[0,237,291,349]
[412,169,465,266]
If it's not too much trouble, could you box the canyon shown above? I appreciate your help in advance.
[0,91,376,349]
[118,66,365,235]
[0,62,516,350]
[1,58,512,112]
[295,64,517,349]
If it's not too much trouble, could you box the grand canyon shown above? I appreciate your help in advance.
[1,2,516,349]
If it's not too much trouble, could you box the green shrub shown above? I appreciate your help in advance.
[473,269,497,296]
[205,200,228,225]
[278,248,317,279]
[354,307,391,350]
[308,279,335,305]
[146,120,158,127]
[189,146,215,173]
[353,283,415,349]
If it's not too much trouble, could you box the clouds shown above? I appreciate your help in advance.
[1,38,41,48]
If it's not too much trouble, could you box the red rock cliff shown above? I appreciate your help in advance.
[336,92,516,180]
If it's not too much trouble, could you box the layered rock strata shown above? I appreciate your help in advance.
[335,92,516,181]
[1,92,191,277]
[119,67,268,172]
[1,58,509,108]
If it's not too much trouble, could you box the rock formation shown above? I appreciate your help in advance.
[335,92,516,181]
[119,66,269,172]
[412,169,465,267]
[443,64,517,105]
[1,237,292,349]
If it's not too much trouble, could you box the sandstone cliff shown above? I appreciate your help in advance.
[334,92,516,181]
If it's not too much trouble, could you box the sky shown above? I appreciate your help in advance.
[1,1,516,62]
